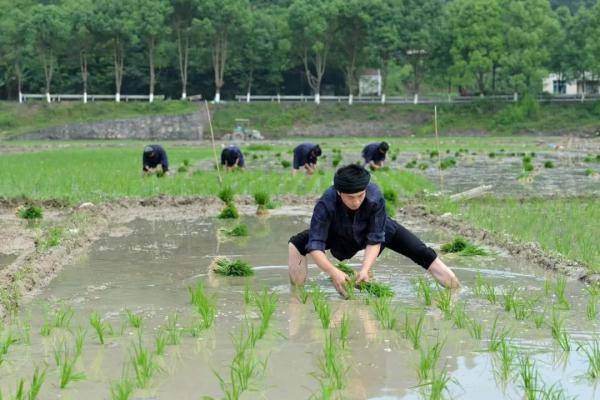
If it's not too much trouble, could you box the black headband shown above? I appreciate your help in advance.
[334,164,371,194]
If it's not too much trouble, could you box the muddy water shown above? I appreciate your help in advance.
[0,215,598,399]
[0,253,16,270]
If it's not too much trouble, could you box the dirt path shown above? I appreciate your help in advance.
[0,195,594,318]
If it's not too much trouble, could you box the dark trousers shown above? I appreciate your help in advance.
[289,219,437,269]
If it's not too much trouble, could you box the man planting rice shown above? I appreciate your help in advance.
[362,141,389,170]
[288,164,459,296]
[142,144,169,174]
[292,143,322,175]
[221,145,245,171]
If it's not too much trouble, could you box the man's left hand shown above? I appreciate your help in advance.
[355,269,370,284]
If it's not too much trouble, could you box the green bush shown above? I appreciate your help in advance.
[440,157,457,170]
[544,161,554,168]
[18,205,43,220]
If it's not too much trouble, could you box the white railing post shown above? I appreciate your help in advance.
[181,92,187,100]
[381,94,386,104]
[149,93,154,103]
[315,93,320,104]
[83,92,88,104]
[45,92,51,103]
[413,93,419,104]
[277,93,281,103]
[18,92,23,103]
[246,92,250,103]
[115,92,121,102]
[513,92,518,102]
[348,94,353,105]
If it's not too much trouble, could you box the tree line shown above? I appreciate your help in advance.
[0,0,599,101]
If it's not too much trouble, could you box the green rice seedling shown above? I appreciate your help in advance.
[439,157,457,170]
[89,312,112,344]
[434,286,452,319]
[414,277,433,306]
[503,286,518,312]
[466,318,482,340]
[27,367,47,400]
[452,302,468,329]
[441,237,468,253]
[539,383,570,400]
[578,339,600,379]
[110,375,135,400]
[311,284,326,311]
[218,187,234,204]
[338,313,350,348]
[211,257,254,276]
[281,160,291,168]
[543,278,553,296]
[356,281,394,298]
[317,332,346,391]
[495,338,516,381]
[243,282,253,305]
[473,272,485,297]
[17,205,43,220]
[253,288,278,338]
[587,297,597,320]
[544,161,555,168]
[164,314,182,345]
[130,338,160,388]
[512,299,532,321]
[16,318,31,345]
[39,318,52,336]
[550,310,571,352]
[125,309,143,329]
[405,160,417,168]
[296,285,309,304]
[428,367,453,400]
[253,191,270,215]
[372,297,399,330]
[0,330,17,366]
[518,354,540,400]
[218,203,239,219]
[189,284,216,330]
[154,331,167,355]
[482,282,497,304]
[553,277,570,310]
[418,163,428,170]
[52,304,74,329]
[429,150,439,158]
[532,311,545,328]
[404,311,425,349]
[488,317,510,352]
[54,341,85,389]
[335,262,355,276]
[417,340,443,382]
[74,327,86,358]
[224,224,249,237]
[315,299,332,329]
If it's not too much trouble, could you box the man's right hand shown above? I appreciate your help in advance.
[330,269,349,297]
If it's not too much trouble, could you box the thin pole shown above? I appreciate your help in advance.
[434,106,444,192]
[204,100,222,185]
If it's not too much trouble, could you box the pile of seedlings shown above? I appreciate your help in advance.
[210,257,254,276]
[383,188,399,217]
[17,204,43,221]
[335,262,394,298]
[253,191,271,216]
[221,223,249,237]
[217,186,239,219]
[440,237,487,256]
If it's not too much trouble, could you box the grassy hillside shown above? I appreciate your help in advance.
[1,99,599,139]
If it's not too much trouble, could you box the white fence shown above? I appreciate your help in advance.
[21,93,165,103]
[235,93,600,105]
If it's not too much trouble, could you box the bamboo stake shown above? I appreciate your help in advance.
[204,100,222,185]
[434,106,444,192]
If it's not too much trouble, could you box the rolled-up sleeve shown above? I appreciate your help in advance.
[366,198,386,245]
[306,201,331,252]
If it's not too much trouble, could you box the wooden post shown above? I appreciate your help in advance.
[204,100,222,185]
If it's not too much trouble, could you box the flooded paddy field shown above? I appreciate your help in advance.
[0,214,598,399]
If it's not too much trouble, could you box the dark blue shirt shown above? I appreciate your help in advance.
[143,144,169,171]
[221,146,245,167]
[362,143,386,164]
[306,183,389,260]
[293,143,319,169]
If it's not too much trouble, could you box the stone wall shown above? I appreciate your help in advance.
[13,112,204,140]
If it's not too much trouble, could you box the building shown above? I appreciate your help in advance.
[359,69,382,96]
[543,72,600,95]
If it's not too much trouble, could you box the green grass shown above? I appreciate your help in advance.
[0,146,434,204]
[53,341,85,389]
[578,339,600,379]
[89,312,113,345]
[549,310,571,352]
[188,282,216,329]
[519,354,540,400]
[403,311,425,349]
[17,205,43,220]
[417,340,443,382]
[414,277,433,306]
[110,375,135,400]
[371,297,399,330]
[426,196,599,272]
[253,288,278,338]
[130,338,161,388]
[164,314,182,345]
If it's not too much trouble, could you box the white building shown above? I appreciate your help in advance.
[359,69,382,96]
[543,72,600,95]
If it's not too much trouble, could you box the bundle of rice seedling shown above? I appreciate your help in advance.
[210,257,254,276]
[441,237,487,256]
[223,224,249,237]
[334,263,394,298]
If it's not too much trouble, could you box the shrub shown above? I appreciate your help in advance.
[18,205,43,220]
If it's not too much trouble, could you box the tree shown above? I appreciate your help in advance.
[28,4,68,102]
[498,0,560,95]
[334,0,373,96]
[93,0,138,102]
[447,0,504,95]
[584,2,600,81]
[135,0,172,102]
[65,0,96,102]
[197,0,249,102]
[0,3,32,101]
[288,0,339,103]
[169,0,200,100]
[368,0,402,96]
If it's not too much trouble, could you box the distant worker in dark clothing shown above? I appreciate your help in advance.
[142,144,169,174]
[288,164,459,296]
[221,145,245,171]
[292,143,322,175]
[362,141,389,170]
